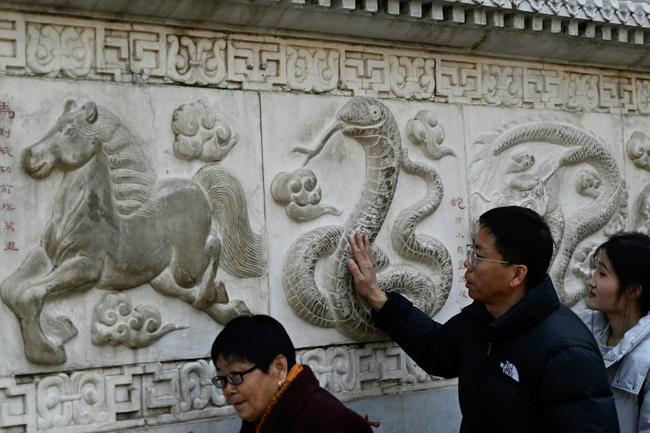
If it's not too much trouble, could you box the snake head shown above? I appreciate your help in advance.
[336,97,387,136]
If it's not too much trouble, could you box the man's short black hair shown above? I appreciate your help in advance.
[479,206,554,289]
[210,315,296,372]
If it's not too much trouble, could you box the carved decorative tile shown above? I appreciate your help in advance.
[480,63,523,106]
[227,39,286,90]
[0,378,36,432]
[436,59,480,103]
[598,75,621,112]
[388,54,435,100]
[0,15,26,72]
[523,67,564,109]
[340,48,390,96]
[25,23,94,78]
[635,78,650,114]
[95,24,130,81]
[564,72,599,111]
[129,29,166,80]
[166,34,227,86]
[286,45,339,93]
[619,76,636,113]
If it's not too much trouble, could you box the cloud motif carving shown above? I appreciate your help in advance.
[626,130,650,170]
[271,168,341,222]
[406,110,455,160]
[172,99,238,162]
[575,168,601,199]
[91,293,186,349]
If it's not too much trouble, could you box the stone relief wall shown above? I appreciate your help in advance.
[1,8,650,433]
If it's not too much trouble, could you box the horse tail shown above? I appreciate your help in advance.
[194,165,266,278]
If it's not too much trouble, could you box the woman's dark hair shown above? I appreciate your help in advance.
[210,315,296,372]
[595,231,650,316]
[479,206,554,289]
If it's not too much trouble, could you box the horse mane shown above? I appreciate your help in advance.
[78,106,156,216]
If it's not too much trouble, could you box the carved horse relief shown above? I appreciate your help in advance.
[469,120,626,305]
[0,100,265,365]
[278,97,454,339]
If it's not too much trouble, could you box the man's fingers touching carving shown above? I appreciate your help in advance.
[347,231,388,312]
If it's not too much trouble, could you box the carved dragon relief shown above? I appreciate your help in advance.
[0,100,265,365]
[469,120,626,305]
[278,97,454,339]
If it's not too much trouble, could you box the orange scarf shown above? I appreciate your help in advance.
[255,363,304,433]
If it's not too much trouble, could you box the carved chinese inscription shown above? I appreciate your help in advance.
[0,100,17,254]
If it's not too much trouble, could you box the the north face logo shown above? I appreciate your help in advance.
[500,360,520,382]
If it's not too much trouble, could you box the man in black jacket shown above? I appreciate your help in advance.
[347,206,619,433]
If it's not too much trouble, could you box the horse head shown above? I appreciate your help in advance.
[22,100,101,178]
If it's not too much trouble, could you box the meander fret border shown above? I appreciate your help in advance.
[0,342,440,433]
[1,11,650,113]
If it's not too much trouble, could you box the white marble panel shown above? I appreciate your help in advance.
[463,105,626,305]
[261,93,468,347]
[0,76,267,375]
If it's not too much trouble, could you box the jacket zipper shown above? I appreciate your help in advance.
[486,341,492,356]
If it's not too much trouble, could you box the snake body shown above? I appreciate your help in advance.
[283,97,451,339]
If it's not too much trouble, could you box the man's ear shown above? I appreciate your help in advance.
[270,355,289,382]
[510,264,528,288]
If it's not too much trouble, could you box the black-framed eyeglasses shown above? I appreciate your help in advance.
[466,244,511,269]
[211,365,258,389]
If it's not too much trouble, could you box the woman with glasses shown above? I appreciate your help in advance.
[210,314,374,433]
[582,232,650,433]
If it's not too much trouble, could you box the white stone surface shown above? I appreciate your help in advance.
[0,76,267,375]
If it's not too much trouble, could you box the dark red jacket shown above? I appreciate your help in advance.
[240,365,372,433]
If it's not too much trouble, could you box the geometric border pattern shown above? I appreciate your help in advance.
[1,11,650,114]
[0,342,437,433]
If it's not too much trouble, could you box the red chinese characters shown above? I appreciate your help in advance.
[0,101,15,119]
[4,240,18,251]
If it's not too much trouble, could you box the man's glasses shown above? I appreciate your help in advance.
[211,364,258,389]
[466,244,511,268]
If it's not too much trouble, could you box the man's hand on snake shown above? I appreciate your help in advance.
[347,231,388,311]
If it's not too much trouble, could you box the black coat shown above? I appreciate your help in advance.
[373,276,620,433]
[240,365,372,433]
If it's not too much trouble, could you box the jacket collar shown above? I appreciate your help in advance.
[464,276,560,339]
[583,309,650,395]
[585,309,650,367]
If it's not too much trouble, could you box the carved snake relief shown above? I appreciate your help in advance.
[284,97,451,339]
[492,122,625,305]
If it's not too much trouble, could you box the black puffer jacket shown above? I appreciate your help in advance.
[373,276,619,433]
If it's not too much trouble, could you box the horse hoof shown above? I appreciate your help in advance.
[43,314,78,344]
[25,342,66,365]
